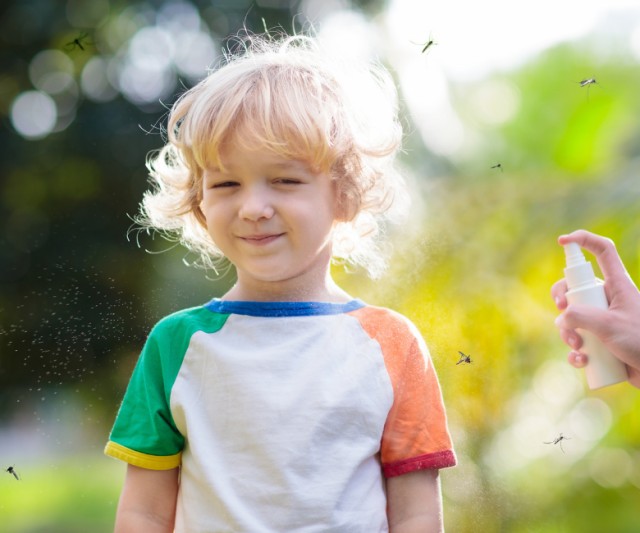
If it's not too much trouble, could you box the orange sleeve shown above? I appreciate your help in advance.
[350,306,456,477]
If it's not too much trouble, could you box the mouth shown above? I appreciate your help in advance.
[239,233,284,245]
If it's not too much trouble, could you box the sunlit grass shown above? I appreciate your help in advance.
[0,454,124,533]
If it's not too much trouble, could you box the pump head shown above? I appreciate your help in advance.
[564,242,586,269]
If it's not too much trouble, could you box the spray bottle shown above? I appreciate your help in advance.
[563,242,628,389]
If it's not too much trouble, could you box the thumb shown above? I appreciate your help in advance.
[556,304,612,341]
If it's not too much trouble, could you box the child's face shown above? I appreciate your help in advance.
[201,142,339,298]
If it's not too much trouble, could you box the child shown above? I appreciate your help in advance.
[105,31,456,532]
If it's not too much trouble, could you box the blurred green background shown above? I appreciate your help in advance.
[1,1,639,532]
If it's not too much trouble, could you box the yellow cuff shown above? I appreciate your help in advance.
[104,441,182,470]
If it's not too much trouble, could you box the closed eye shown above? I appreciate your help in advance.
[209,181,239,189]
[274,178,303,185]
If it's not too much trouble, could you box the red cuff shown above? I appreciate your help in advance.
[383,450,457,478]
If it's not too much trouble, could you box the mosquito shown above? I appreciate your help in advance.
[64,32,92,52]
[579,77,597,88]
[544,433,570,453]
[411,34,437,54]
[490,163,503,172]
[578,77,600,101]
[456,351,472,365]
[5,465,19,480]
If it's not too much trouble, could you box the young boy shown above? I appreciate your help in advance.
[105,32,456,532]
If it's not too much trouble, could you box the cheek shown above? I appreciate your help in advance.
[200,202,225,236]
[203,212,228,250]
[314,187,341,224]
[204,206,223,228]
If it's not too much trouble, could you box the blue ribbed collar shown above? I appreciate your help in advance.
[204,298,366,317]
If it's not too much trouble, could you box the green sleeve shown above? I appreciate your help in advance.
[104,307,228,470]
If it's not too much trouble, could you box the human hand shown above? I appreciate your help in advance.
[551,229,640,388]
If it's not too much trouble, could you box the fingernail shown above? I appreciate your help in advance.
[568,333,580,349]
[574,353,587,368]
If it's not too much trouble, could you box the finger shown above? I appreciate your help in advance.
[568,351,588,368]
[557,303,611,341]
[551,279,569,310]
[627,367,640,389]
[554,318,583,350]
[558,230,628,284]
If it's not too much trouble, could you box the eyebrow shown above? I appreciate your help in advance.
[267,161,310,172]
[208,160,310,174]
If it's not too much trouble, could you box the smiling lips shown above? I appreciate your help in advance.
[239,233,284,245]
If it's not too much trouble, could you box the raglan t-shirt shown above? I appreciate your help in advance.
[105,299,456,532]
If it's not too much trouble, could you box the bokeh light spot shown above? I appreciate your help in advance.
[118,60,176,106]
[10,91,57,140]
[589,447,632,488]
[81,56,118,102]
[173,31,218,79]
[533,359,582,407]
[157,1,201,33]
[568,398,612,442]
[29,50,75,93]
[129,26,175,71]
[469,79,521,126]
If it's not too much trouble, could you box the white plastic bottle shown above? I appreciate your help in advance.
[563,242,628,389]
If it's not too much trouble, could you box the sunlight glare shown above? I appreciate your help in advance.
[317,9,377,62]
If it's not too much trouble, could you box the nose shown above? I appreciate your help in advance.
[238,185,275,221]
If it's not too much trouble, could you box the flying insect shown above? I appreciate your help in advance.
[578,77,600,101]
[64,32,92,52]
[544,433,570,453]
[411,34,437,54]
[579,77,597,88]
[5,465,19,480]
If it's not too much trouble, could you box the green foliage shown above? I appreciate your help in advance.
[0,456,124,533]
[341,30,640,533]
[372,37,640,533]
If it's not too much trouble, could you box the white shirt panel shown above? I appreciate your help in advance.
[170,312,394,532]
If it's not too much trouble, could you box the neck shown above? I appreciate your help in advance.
[223,271,352,303]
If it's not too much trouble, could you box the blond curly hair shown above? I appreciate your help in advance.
[137,32,408,279]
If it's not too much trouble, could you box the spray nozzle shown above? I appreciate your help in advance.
[564,242,586,268]
[564,242,596,290]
